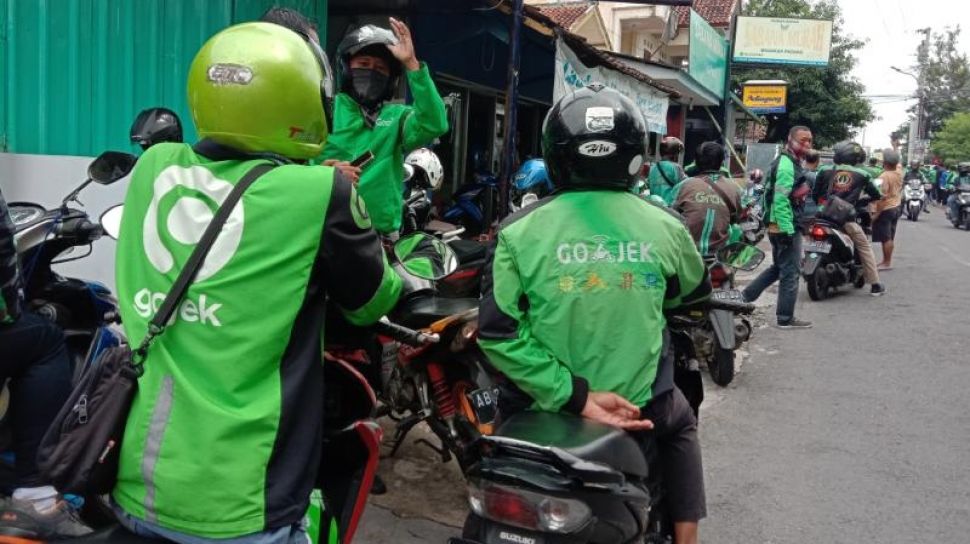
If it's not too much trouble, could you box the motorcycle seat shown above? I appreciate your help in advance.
[449,239,488,265]
[68,525,158,543]
[393,296,479,329]
[495,411,648,477]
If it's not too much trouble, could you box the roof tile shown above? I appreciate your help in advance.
[675,0,737,28]
[534,2,590,30]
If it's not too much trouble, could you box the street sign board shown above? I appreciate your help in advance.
[742,83,788,113]
[688,9,728,97]
[733,16,833,66]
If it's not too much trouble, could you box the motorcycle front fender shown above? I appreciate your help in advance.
[709,309,736,350]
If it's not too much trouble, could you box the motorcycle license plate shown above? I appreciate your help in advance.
[712,289,744,302]
[467,387,500,425]
[804,240,832,254]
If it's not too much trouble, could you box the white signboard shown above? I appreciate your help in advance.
[733,16,833,66]
[554,39,669,134]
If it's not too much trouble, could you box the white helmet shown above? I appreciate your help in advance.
[404,148,444,190]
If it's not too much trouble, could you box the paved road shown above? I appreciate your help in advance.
[358,206,970,543]
[702,206,970,543]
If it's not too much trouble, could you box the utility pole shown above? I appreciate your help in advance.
[912,28,931,163]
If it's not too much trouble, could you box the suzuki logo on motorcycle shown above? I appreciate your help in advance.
[499,532,536,544]
[577,140,617,158]
[144,165,244,282]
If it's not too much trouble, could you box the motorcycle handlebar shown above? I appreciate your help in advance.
[374,320,440,347]
[56,219,103,239]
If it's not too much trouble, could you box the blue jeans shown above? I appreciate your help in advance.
[0,312,72,486]
[742,233,802,324]
[113,504,309,544]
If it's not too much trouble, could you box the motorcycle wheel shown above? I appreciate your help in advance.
[709,346,735,387]
[853,272,866,289]
[806,271,827,301]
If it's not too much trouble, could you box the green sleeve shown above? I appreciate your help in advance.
[402,63,449,152]
[771,157,796,234]
[663,225,712,310]
[478,232,587,413]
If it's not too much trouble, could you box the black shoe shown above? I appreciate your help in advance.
[0,498,92,540]
[370,475,388,496]
[870,283,887,297]
[777,319,813,329]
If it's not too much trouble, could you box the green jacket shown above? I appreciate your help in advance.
[647,160,686,203]
[764,152,800,235]
[113,142,402,537]
[478,190,712,411]
[321,63,448,234]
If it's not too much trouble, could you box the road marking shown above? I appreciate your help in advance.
[939,244,970,268]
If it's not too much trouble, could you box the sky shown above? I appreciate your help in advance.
[839,0,970,150]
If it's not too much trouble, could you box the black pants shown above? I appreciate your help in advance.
[0,312,72,486]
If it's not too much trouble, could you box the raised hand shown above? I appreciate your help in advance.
[387,17,420,72]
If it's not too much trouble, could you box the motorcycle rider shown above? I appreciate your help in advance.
[669,141,743,255]
[904,159,930,213]
[946,162,970,221]
[0,190,92,540]
[479,84,712,544]
[742,125,814,329]
[812,141,887,296]
[320,19,449,238]
[648,136,687,203]
[110,23,402,542]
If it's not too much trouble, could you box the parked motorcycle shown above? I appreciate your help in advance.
[671,243,764,394]
[0,151,135,526]
[802,219,866,301]
[453,298,755,544]
[443,170,499,238]
[903,179,925,221]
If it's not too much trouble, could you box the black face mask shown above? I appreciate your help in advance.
[349,68,390,108]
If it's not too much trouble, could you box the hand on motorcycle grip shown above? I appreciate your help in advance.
[374,319,440,346]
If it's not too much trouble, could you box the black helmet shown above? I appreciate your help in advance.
[659,136,684,158]
[833,140,865,166]
[337,25,401,106]
[130,107,183,151]
[542,83,647,192]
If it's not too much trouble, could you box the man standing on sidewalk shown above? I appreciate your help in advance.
[742,126,814,329]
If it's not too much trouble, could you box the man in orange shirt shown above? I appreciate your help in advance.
[871,149,903,270]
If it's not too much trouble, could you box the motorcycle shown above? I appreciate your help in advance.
[453,299,755,544]
[328,233,499,470]
[443,170,499,238]
[0,151,136,526]
[903,180,926,221]
[801,218,867,301]
[947,186,970,229]
[670,243,763,397]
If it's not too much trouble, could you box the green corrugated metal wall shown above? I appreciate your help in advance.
[1,0,327,156]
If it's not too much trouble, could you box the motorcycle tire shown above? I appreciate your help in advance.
[853,272,866,289]
[806,271,827,301]
[709,346,735,387]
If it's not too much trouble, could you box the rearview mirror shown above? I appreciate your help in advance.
[100,205,124,240]
[393,233,458,281]
[89,152,137,185]
[716,242,765,272]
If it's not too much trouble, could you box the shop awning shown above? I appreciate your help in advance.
[606,53,721,107]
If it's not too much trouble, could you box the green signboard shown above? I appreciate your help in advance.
[688,9,728,98]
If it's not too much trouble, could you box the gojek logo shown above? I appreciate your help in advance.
[135,165,243,327]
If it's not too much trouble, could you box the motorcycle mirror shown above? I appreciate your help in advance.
[99,205,124,240]
[403,164,415,183]
[393,233,459,281]
[716,242,765,272]
[89,152,137,185]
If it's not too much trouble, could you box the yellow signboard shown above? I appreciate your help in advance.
[743,85,788,114]
[734,17,833,66]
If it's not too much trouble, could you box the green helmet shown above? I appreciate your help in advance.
[187,22,334,160]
